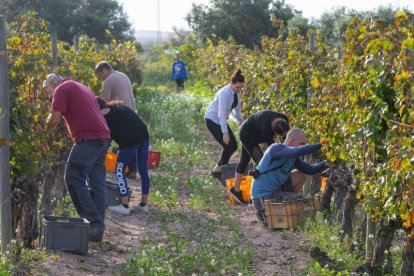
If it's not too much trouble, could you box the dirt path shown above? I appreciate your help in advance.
[38,128,312,276]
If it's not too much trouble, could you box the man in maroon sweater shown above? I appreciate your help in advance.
[44,74,110,242]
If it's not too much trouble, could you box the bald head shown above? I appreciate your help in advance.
[285,128,306,147]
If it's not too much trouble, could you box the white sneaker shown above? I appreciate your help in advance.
[133,204,149,213]
[108,204,131,215]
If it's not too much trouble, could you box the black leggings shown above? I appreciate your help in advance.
[236,126,263,174]
[205,118,237,166]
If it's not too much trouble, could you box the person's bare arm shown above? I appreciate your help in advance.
[46,111,62,131]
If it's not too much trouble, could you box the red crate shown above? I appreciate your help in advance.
[148,150,161,169]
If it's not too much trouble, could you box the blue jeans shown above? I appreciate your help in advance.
[65,139,109,228]
[116,139,150,198]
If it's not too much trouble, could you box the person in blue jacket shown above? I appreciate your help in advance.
[251,128,329,226]
[172,53,187,91]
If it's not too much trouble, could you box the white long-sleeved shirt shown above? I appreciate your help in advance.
[204,84,243,133]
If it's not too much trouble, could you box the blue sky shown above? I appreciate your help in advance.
[118,0,414,32]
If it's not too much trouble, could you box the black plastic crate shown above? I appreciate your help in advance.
[40,215,89,255]
[220,163,253,185]
[105,181,132,207]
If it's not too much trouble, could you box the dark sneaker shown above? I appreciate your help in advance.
[209,171,221,180]
[227,187,246,205]
[89,225,105,243]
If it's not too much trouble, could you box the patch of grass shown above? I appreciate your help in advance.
[302,213,363,271]
[51,194,78,218]
[4,239,48,274]
[302,212,403,275]
[0,254,11,275]
[306,261,351,276]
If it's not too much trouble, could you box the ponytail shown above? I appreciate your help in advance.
[230,69,245,84]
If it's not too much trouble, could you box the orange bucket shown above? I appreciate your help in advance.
[225,176,253,204]
[105,152,128,173]
[320,176,328,194]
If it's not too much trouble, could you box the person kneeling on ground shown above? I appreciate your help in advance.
[97,97,151,215]
[251,128,329,226]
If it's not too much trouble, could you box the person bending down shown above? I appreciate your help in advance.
[97,97,150,215]
[228,111,290,205]
[204,69,246,178]
[251,128,329,226]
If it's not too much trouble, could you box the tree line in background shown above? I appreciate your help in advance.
[0,0,405,50]
[0,0,133,43]
[186,0,404,48]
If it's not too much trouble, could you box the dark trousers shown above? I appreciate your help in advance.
[175,78,185,90]
[127,154,137,173]
[205,118,237,166]
[65,139,109,228]
[116,139,150,197]
[236,126,264,174]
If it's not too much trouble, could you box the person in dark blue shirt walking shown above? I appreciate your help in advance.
[172,52,187,91]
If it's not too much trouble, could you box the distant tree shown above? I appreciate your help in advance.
[288,15,313,37]
[169,27,192,47]
[315,6,399,48]
[367,5,399,28]
[0,0,133,43]
[316,7,356,48]
[186,0,303,47]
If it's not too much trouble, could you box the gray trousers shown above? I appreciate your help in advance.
[65,139,109,228]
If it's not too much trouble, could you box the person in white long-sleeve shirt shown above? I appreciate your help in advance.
[204,69,245,178]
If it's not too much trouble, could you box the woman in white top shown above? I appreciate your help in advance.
[204,69,245,178]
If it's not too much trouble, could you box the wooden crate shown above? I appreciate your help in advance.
[308,195,322,211]
[264,199,313,229]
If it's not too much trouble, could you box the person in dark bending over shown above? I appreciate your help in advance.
[97,97,150,215]
[228,111,290,205]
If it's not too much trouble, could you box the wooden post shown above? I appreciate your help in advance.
[73,33,79,54]
[366,215,377,259]
[309,32,315,53]
[51,30,58,66]
[94,41,100,53]
[307,32,316,110]
[0,15,13,253]
[302,175,311,195]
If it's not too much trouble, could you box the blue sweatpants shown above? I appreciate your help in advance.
[115,139,150,198]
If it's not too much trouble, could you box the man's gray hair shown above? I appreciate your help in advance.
[43,74,64,88]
